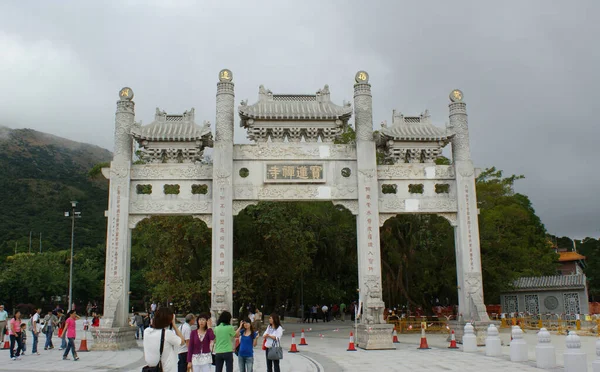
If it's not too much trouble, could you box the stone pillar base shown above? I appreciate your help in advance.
[356,324,395,350]
[90,327,137,351]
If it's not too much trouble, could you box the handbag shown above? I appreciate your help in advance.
[142,329,165,372]
[192,353,212,366]
[234,337,240,356]
[267,340,283,361]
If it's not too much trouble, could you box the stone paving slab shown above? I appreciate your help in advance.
[3,320,599,371]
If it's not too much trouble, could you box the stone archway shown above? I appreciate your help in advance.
[95,71,489,350]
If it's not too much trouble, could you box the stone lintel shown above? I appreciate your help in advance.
[356,323,395,350]
[90,327,137,351]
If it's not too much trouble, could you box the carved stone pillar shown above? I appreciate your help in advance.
[211,70,235,318]
[448,90,489,322]
[353,71,394,349]
[94,87,137,350]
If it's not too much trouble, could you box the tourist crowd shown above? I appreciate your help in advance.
[0,303,101,363]
[142,306,284,372]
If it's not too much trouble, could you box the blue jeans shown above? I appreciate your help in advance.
[62,337,77,359]
[45,326,54,349]
[238,355,254,372]
[31,331,38,353]
[136,325,144,339]
[60,332,67,349]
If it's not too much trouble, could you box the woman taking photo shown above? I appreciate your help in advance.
[186,313,215,372]
[262,313,283,372]
[235,317,258,372]
[213,311,236,372]
[9,310,23,360]
[143,308,185,372]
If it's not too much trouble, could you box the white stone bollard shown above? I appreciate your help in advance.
[564,331,588,372]
[535,328,555,369]
[485,324,502,357]
[463,322,477,352]
[510,325,528,362]
[592,338,600,372]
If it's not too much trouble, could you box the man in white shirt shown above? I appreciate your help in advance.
[0,305,8,343]
[321,305,329,322]
[177,314,194,372]
[31,308,41,354]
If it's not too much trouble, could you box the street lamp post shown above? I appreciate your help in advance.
[65,201,81,311]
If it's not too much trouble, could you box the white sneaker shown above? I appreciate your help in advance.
[11,357,16,361]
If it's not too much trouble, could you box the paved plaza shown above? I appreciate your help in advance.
[3,319,600,371]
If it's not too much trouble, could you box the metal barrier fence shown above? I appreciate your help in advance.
[387,318,450,334]
[498,314,600,336]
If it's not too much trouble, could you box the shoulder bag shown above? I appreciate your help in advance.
[267,339,283,360]
[142,329,165,372]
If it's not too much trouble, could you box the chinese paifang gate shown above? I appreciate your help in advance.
[94,70,489,350]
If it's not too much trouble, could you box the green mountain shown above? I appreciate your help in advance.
[0,126,112,255]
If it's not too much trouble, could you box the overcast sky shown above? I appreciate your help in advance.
[1,1,598,238]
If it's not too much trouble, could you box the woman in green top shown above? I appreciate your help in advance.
[213,311,235,372]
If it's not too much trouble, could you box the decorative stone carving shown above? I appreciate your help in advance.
[111,165,130,179]
[232,200,258,215]
[192,214,212,227]
[91,327,137,351]
[354,82,374,142]
[544,296,559,310]
[234,186,254,199]
[436,213,458,226]
[128,215,150,229]
[456,162,474,177]
[212,279,230,310]
[334,201,359,215]
[363,275,385,324]
[465,272,488,322]
[215,170,232,187]
[130,200,210,214]
[216,82,235,143]
[114,98,135,160]
[239,85,351,142]
[131,164,213,180]
[377,165,455,180]
[448,101,471,162]
[536,327,556,369]
[257,186,321,199]
[379,213,398,227]
[332,186,357,199]
[378,197,458,213]
[234,144,357,160]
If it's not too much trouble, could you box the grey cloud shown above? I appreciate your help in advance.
[0,0,598,237]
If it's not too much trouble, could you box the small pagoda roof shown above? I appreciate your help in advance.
[131,108,211,141]
[509,274,586,291]
[239,84,352,125]
[380,110,451,142]
[559,251,586,262]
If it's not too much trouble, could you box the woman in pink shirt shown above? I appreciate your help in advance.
[61,310,79,361]
[9,310,23,360]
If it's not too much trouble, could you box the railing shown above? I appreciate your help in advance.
[498,314,600,336]
[387,317,450,334]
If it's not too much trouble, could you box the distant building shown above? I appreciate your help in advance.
[557,251,586,275]
[500,243,589,315]
[500,275,589,315]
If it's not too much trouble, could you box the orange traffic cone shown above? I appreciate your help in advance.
[289,333,299,353]
[2,339,9,349]
[392,329,399,343]
[299,329,308,346]
[417,327,430,350]
[448,330,458,349]
[78,328,89,352]
[347,332,357,351]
